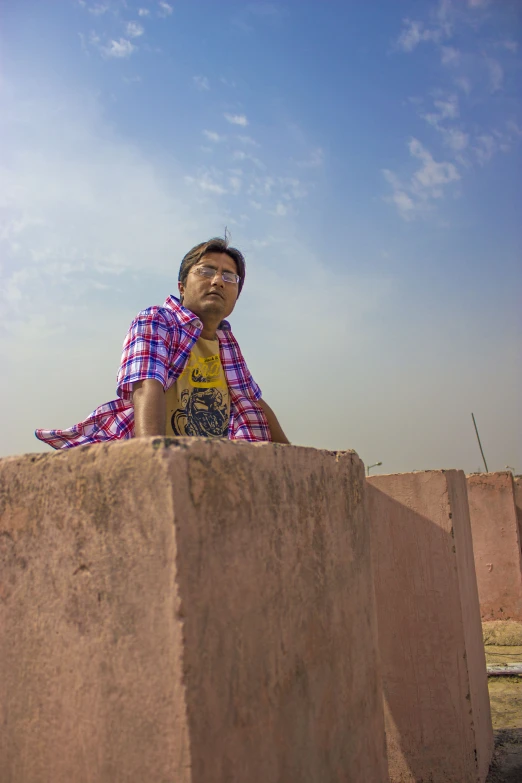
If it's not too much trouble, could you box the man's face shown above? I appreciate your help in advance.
[178,252,239,321]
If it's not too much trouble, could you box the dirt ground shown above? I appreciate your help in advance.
[485,645,522,783]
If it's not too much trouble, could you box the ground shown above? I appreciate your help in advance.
[485,645,522,783]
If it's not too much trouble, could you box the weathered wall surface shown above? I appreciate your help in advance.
[467,472,522,622]
[0,438,388,783]
[367,471,493,783]
[514,475,522,551]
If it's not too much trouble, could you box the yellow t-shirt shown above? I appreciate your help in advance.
[165,337,230,438]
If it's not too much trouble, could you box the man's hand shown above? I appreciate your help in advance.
[258,398,290,444]
[132,379,166,437]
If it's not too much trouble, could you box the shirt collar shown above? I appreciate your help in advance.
[163,294,231,331]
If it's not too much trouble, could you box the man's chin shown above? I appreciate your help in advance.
[205,293,225,304]
[195,298,226,316]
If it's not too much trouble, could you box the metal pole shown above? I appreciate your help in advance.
[471,412,488,472]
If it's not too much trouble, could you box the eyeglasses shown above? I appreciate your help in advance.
[194,265,240,285]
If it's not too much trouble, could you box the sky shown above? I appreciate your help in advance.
[1,0,521,474]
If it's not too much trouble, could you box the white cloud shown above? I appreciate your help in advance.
[506,120,522,138]
[387,185,416,219]
[409,138,460,190]
[237,135,259,147]
[421,94,459,129]
[434,94,459,119]
[473,134,496,165]
[87,3,109,15]
[232,150,265,169]
[444,128,469,152]
[184,172,227,195]
[419,94,470,153]
[248,175,275,197]
[278,177,307,200]
[455,76,471,94]
[434,0,453,32]
[193,75,210,91]
[158,1,173,17]
[138,8,150,16]
[228,176,242,194]
[4,268,30,304]
[499,40,518,53]
[441,46,460,66]
[0,85,225,290]
[126,22,144,38]
[383,139,460,219]
[245,174,307,210]
[396,18,444,52]
[487,58,503,92]
[297,147,324,168]
[202,130,223,142]
[224,113,248,127]
[103,38,136,58]
[422,113,438,128]
[274,202,288,217]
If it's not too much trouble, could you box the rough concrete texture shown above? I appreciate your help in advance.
[367,471,493,783]
[0,438,388,783]
[467,473,522,622]
[514,476,522,556]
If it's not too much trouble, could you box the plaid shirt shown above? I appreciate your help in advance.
[35,295,271,449]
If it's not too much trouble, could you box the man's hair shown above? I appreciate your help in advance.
[178,237,246,297]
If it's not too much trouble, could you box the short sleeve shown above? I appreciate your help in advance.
[116,309,172,400]
[247,373,262,401]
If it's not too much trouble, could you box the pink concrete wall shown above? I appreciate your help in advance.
[514,475,522,553]
[367,470,493,783]
[467,472,522,621]
[0,438,388,783]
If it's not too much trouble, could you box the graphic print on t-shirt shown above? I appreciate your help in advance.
[165,339,230,438]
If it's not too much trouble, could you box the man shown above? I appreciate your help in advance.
[36,237,289,448]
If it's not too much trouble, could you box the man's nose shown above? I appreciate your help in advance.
[210,271,225,286]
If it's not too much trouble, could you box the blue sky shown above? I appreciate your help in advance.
[1,0,521,473]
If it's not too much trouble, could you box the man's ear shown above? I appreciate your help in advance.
[178,281,185,302]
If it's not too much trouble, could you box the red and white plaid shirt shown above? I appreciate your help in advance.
[35,295,271,449]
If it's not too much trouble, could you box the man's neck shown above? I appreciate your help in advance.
[199,326,217,340]
[198,316,222,340]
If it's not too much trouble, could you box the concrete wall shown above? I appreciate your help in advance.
[0,438,388,783]
[367,471,493,783]
[514,475,522,552]
[467,472,522,622]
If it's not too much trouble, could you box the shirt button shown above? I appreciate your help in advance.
[194,320,202,329]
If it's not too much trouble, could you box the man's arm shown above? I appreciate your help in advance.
[257,398,290,444]
[132,379,166,437]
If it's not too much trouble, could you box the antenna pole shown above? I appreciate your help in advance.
[471,412,488,472]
